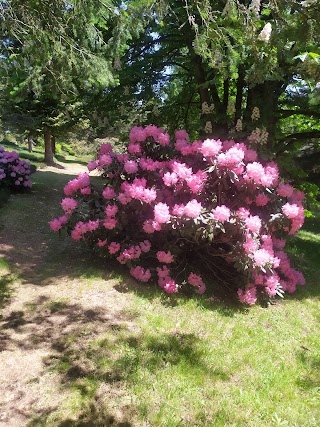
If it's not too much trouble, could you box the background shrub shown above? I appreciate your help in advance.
[0,145,32,192]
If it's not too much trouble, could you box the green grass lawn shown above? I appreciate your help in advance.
[33,218,320,425]
[0,163,319,426]
[0,139,90,170]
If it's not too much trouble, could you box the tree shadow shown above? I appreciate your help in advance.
[285,216,320,300]
[0,293,231,426]
[54,154,88,167]
[296,349,320,391]
[0,296,135,425]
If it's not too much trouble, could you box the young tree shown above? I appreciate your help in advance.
[0,0,149,162]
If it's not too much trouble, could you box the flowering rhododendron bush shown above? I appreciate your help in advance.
[50,125,306,305]
[0,145,32,190]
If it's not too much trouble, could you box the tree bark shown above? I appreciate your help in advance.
[27,135,33,152]
[235,70,244,124]
[245,81,283,146]
[51,135,56,155]
[222,79,229,115]
[44,128,54,164]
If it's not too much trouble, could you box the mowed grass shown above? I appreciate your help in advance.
[1,162,319,426]
[0,139,90,170]
[31,220,320,425]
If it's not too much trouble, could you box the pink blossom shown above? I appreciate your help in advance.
[99,154,112,167]
[175,129,189,140]
[130,126,147,143]
[175,139,193,155]
[103,218,117,230]
[277,183,293,198]
[118,193,132,205]
[265,275,280,296]
[157,251,174,264]
[49,217,65,231]
[263,162,279,187]
[143,219,161,234]
[243,237,259,254]
[282,203,300,219]
[200,139,222,157]
[108,242,120,254]
[156,265,170,279]
[171,161,193,180]
[245,215,261,233]
[97,239,107,247]
[213,205,230,222]
[163,172,178,187]
[154,203,170,224]
[102,186,116,199]
[184,199,202,219]
[130,266,151,282]
[61,198,78,213]
[87,220,100,231]
[255,194,269,206]
[244,149,257,162]
[253,249,272,267]
[145,124,159,139]
[186,171,207,193]
[246,162,265,184]
[87,160,99,171]
[157,132,170,146]
[139,240,151,252]
[290,190,305,204]
[122,245,141,260]
[188,273,206,294]
[124,160,138,174]
[217,147,245,167]
[105,204,118,217]
[80,187,91,195]
[272,238,286,249]
[128,142,141,154]
[172,204,185,217]
[162,278,178,294]
[237,287,257,305]
[99,143,112,155]
[237,207,250,220]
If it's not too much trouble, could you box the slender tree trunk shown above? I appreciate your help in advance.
[222,79,229,115]
[51,135,56,155]
[44,128,54,164]
[235,69,245,124]
[27,135,33,152]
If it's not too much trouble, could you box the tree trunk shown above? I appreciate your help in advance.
[27,135,33,152]
[44,128,54,164]
[235,69,245,124]
[191,54,228,138]
[245,82,283,147]
[51,135,56,155]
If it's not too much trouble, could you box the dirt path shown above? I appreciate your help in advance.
[0,163,137,426]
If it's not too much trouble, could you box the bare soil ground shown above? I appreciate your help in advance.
[0,163,138,426]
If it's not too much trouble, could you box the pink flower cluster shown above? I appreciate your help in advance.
[50,125,305,304]
[0,146,32,189]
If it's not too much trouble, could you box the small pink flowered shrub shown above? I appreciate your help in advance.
[50,126,305,305]
[0,145,32,190]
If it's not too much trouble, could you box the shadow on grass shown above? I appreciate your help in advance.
[55,154,88,167]
[296,349,320,391]
[0,294,230,425]
[286,213,320,300]
[0,296,135,425]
